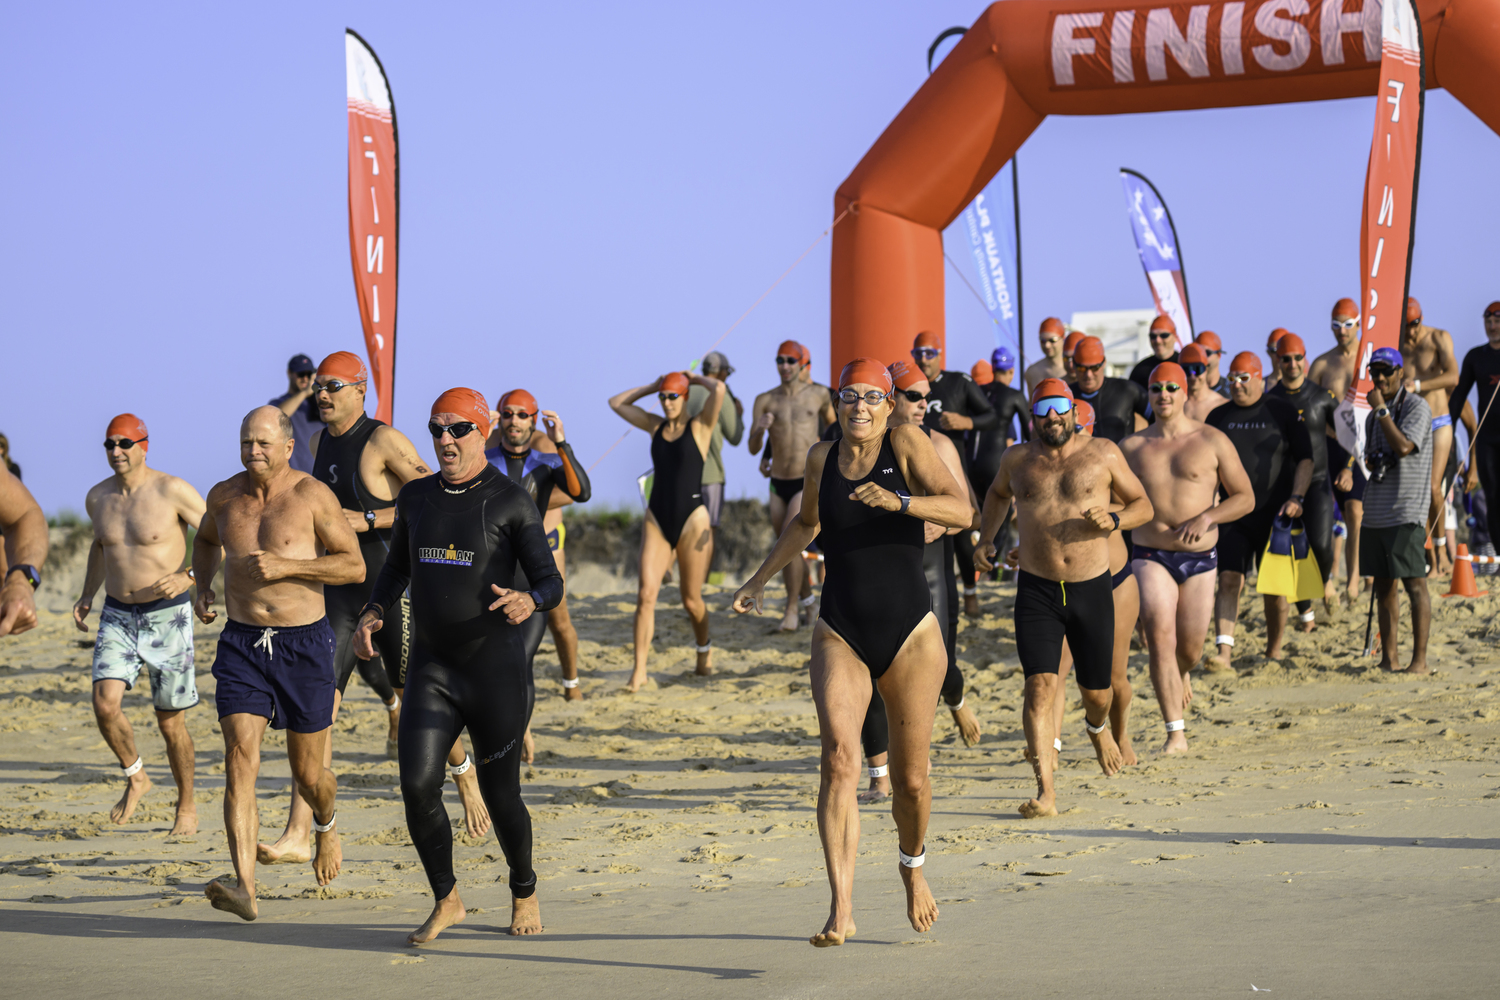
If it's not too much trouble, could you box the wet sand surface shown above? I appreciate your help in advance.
[2,579,1497,998]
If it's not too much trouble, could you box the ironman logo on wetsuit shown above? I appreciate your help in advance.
[418,544,475,566]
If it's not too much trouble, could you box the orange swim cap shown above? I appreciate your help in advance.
[840,358,894,394]
[1073,399,1096,434]
[431,388,491,435]
[1150,314,1177,335]
[1179,343,1207,367]
[888,359,924,391]
[1485,302,1500,317]
[776,341,810,368]
[1267,327,1289,350]
[1277,333,1307,357]
[912,331,943,353]
[1062,331,1084,357]
[1150,362,1187,387]
[1074,336,1106,367]
[1332,297,1359,320]
[1405,297,1422,323]
[316,351,369,385]
[659,372,691,397]
[106,413,149,452]
[1194,330,1222,352]
[1230,352,1263,377]
[497,389,538,416]
[1039,317,1066,338]
[970,359,993,385]
[1030,378,1073,405]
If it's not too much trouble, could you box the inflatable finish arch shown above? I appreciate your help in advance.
[830,0,1500,376]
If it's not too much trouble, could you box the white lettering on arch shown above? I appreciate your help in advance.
[1051,12,1105,85]
[1320,0,1380,66]
[1253,0,1313,72]
[1145,5,1210,81]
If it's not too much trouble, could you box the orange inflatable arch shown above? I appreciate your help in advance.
[830,0,1500,376]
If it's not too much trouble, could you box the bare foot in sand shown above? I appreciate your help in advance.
[1019,795,1058,818]
[564,681,584,702]
[509,893,543,935]
[455,768,492,839]
[625,669,648,693]
[1297,616,1316,633]
[1205,649,1235,673]
[857,775,890,804]
[312,819,342,885]
[1159,729,1189,755]
[1181,671,1194,706]
[778,604,800,632]
[949,703,981,747]
[206,877,257,921]
[1403,659,1430,675]
[409,889,465,945]
[695,647,713,677]
[810,908,856,947]
[1117,730,1138,767]
[900,862,939,933]
[257,820,312,864]
[110,771,151,824]
[1087,725,1124,776]
[169,799,198,837]
[1377,656,1400,672]
[522,727,534,764]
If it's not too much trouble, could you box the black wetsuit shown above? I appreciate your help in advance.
[1269,379,1339,601]
[1205,395,1313,574]
[1129,351,1178,390]
[649,424,705,546]
[1451,343,1500,553]
[923,371,995,600]
[1071,378,1149,445]
[368,465,564,902]
[311,414,406,697]
[969,381,1029,496]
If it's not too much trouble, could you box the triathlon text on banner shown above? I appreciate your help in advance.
[1334,0,1424,468]
[1120,169,1192,347]
[959,161,1021,357]
[346,30,399,425]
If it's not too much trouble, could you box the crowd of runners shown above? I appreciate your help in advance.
[0,297,1496,946]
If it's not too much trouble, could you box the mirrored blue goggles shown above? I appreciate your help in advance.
[1032,396,1073,417]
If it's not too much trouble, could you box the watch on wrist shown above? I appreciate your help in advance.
[895,489,911,514]
[1290,494,1305,505]
[1374,405,1390,418]
[185,567,195,581]
[7,564,41,590]
[528,590,545,610]
[364,510,377,531]
[1109,512,1120,531]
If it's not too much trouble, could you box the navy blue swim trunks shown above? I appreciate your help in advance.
[212,618,337,733]
[1130,545,1218,585]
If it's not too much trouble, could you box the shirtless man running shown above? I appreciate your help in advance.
[1180,344,1229,421]
[73,414,208,833]
[1023,317,1069,396]
[1311,298,1365,597]
[978,380,1152,816]
[1399,297,1460,571]
[193,406,365,921]
[749,340,835,630]
[1120,365,1253,754]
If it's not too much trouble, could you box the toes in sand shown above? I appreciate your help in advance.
[950,704,982,747]
[900,864,939,933]
[110,772,152,825]
[509,894,543,935]
[169,806,198,837]
[1088,727,1124,776]
[205,877,258,922]
[312,823,342,886]
[810,912,856,948]
[1019,796,1058,819]
[409,891,466,945]
[257,836,311,865]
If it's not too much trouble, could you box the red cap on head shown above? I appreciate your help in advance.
[106,413,149,452]
[1194,330,1222,352]
[660,372,690,396]
[316,351,368,385]
[1039,317,1066,338]
[776,340,810,367]
[1150,362,1187,386]
[498,389,538,416]
[1485,301,1500,317]
[1074,336,1106,367]
[431,388,491,435]
[970,359,993,385]
[1031,378,1074,405]
[840,358,894,394]
[1230,352,1263,377]
[1073,399,1096,434]
[1062,331,1084,356]
[1277,333,1307,357]
[1179,343,1207,366]
[1150,314,1177,335]
[888,359,924,391]
[1267,327,1289,350]
[912,331,943,352]
[1405,297,1422,323]
[1332,297,1359,320]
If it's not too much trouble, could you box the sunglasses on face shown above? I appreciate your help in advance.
[1149,382,1182,394]
[1149,332,1175,341]
[1201,348,1222,357]
[1076,362,1105,374]
[658,392,681,401]
[1279,354,1305,363]
[428,421,479,439]
[103,437,146,451]
[313,378,366,395]
[898,389,929,403]
[1032,397,1073,417]
[775,356,801,366]
[1369,365,1398,378]
[911,348,941,361]
[500,409,534,421]
[1227,373,1256,385]
[838,389,889,406]
[1182,363,1207,377]
[1333,317,1360,332]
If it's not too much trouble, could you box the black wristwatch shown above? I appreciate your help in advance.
[528,590,545,610]
[364,510,377,531]
[895,489,912,514]
[1290,494,1305,505]
[6,564,40,590]
[1109,512,1120,532]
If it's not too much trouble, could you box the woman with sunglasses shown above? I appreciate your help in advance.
[608,371,726,691]
[732,359,969,946]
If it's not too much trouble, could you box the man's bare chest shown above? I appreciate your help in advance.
[96,492,177,549]
[217,494,310,554]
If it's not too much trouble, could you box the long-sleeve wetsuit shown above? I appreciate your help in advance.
[1268,379,1340,595]
[1450,343,1500,551]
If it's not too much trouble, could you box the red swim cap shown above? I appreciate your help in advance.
[1332,297,1359,320]
[1405,297,1422,323]
[1039,317,1066,338]
[1150,314,1177,335]
[431,388,491,435]
[659,372,690,396]
[497,389,538,416]
[1267,327,1289,350]
[970,359,993,385]
[1031,378,1073,405]
[317,351,368,385]
[776,340,810,367]
[1150,362,1187,386]
[106,413,149,452]
[1485,301,1500,318]
[1074,336,1106,367]
[1179,343,1207,366]
[1194,330,1222,352]
[1277,333,1307,357]
[1073,399,1096,434]
[840,358,894,394]
[1230,352,1263,377]
[888,359,925,391]
[912,330,943,352]
[1062,331,1084,357]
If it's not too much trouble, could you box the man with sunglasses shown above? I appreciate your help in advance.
[749,340,836,631]
[0,463,46,638]
[1268,333,1342,622]
[1264,329,1289,390]
[1399,298,1460,573]
[1193,331,1232,398]
[73,413,208,834]
[270,353,324,473]
[1121,364,1254,753]
[1180,343,1229,421]
[1023,316,1069,395]
[1128,315,1181,390]
[1311,298,1367,598]
[1449,302,1500,570]
[1205,353,1314,668]
[1068,336,1149,445]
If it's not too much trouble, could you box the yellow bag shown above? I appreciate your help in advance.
[1256,517,1323,602]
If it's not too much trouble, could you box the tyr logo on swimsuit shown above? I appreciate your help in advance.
[418,544,475,566]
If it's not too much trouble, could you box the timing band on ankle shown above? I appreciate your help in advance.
[898,846,925,868]
[1216,634,1235,647]
[312,812,337,834]
[696,642,712,652]
[1086,719,1108,735]
[949,696,965,711]
[1164,719,1186,733]
[1299,610,1316,623]
[387,694,400,711]
[800,595,816,608]
[868,764,888,778]
[122,756,143,777]
[963,587,977,596]
[450,754,472,778]
[1053,738,1062,752]
[561,677,580,688]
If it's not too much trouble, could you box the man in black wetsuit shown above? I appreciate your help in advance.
[912,331,994,617]
[1194,331,1233,398]
[1069,336,1149,445]
[1206,352,1313,668]
[970,346,1029,584]
[1451,302,1500,556]
[1129,315,1180,389]
[1267,333,1341,622]
[357,387,563,944]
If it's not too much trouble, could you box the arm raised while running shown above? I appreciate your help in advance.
[608,379,666,434]
[731,442,827,615]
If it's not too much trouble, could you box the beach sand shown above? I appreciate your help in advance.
[2,571,1497,998]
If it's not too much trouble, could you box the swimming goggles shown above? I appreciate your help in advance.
[1031,396,1073,417]
[103,437,147,450]
[1181,363,1207,377]
[1226,372,1256,384]
[1278,353,1305,363]
[499,408,534,420]
[312,378,366,395]
[910,348,941,361]
[428,421,479,439]
[657,392,681,401]
[1332,317,1360,332]
[897,388,929,403]
[1149,382,1182,394]
[839,389,889,406]
[775,356,802,366]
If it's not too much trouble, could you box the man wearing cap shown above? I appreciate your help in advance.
[1129,315,1180,389]
[1205,353,1314,668]
[193,406,366,919]
[1361,348,1433,673]
[1180,344,1228,421]
[749,341,836,631]
[969,348,1029,594]
[1399,298,1459,572]
[271,353,324,474]
[0,465,47,637]
[1024,317,1069,395]
[1122,365,1254,753]
[687,351,745,539]
[1269,333,1342,620]
[976,379,1152,815]
[1061,331,1084,383]
[1264,329,1289,390]
[1194,331,1232,398]
[1312,298,1367,598]
[1450,302,1500,567]
[1069,336,1149,445]
[72,415,208,833]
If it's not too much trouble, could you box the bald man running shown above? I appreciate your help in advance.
[1180,344,1229,421]
[1312,298,1366,598]
[1400,297,1459,571]
[1024,317,1069,396]
[1120,364,1254,754]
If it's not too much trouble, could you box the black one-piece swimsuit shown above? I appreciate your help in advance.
[816,431,930,678]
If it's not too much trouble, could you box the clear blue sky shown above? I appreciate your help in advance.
[4,2,1496,516]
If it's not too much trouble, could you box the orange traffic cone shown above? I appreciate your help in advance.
[1443,544,1489,598]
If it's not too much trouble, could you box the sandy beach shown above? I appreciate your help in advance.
[2,565,1498,998]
